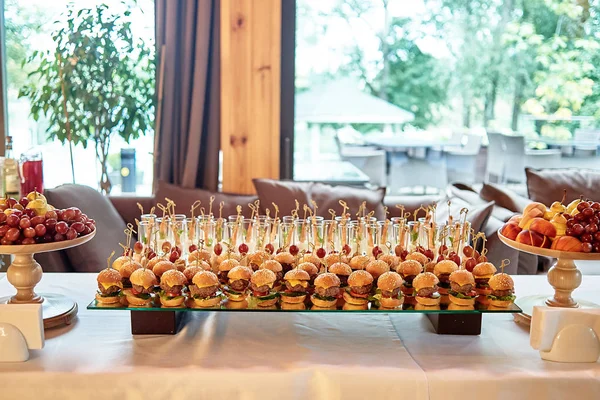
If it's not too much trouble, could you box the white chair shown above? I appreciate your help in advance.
[503,135,562,183]
[446,134,483,184]
[486,131,505,183]
[334,130,387,187]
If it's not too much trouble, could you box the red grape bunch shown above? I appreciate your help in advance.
[565,200,600,253]
[0,196,96,245]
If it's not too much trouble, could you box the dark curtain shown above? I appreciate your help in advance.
[154,0,220,191]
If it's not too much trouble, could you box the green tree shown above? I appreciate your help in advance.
[19,3,155,194]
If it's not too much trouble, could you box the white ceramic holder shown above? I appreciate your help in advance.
[531,306,600,363]
[0,303,44,362]
[0,231,95,329]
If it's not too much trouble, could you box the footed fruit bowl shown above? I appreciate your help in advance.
[498,229,600,324]
[0,231,96,328]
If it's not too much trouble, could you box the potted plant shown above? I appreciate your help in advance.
[19,3,155,194]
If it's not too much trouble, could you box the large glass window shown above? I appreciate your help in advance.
[293,0,600,192]
[4,0,155,195]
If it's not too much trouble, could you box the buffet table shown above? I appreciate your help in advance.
[1,273,599,399]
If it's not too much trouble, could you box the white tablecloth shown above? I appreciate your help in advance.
[0,273,599,399]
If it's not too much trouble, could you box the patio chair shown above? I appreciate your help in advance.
[334,132,386,187]
[503,135,562,183]
[446,134,483,184]
[485,131,505,183]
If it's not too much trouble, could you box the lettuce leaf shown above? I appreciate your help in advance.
[487,294,516,301]
[159,290,183,300]
[256,292,279,301]
[313,294,336,301]
[449,290,475,299]
[281,291,306,297]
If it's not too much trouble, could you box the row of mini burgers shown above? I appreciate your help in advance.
[95,254,515,310]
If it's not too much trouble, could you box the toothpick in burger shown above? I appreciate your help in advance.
[487,273,515,308]
[433,260,458,305]
[125,268,157,306]
[224,265,252,301]
[189,270,222,308]
[343,270,373,306]
[250,269,280,307]
[311,272,341,309]
[447,269,476,308]
[397,260,422,305]
[159,269,187,307]
[375,271,404,309]
[413,272,441,309]
[96,268,123,304]
[280,268,310,307]
[472,261,497,306]
[260,259,284,291]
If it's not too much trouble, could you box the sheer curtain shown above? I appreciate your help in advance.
[154,0,220,191]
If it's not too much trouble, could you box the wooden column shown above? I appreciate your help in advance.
[220,0,281,194]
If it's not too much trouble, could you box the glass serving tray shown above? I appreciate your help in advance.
[87,298,522,313]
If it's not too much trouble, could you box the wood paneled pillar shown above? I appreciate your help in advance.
[220,0,281,194]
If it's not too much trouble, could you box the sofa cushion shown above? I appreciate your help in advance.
[526,168,600,204]
[253,179,386,219]
[43,184,126,272]
[480,183,530,213]
[155,180,257,219]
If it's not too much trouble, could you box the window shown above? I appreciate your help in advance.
[289,0,600,192]
[4,0,155,195]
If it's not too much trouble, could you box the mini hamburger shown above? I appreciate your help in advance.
[365,260,390,285]
[112,255,130,273]
[274,251,295,274]
[218,258,240,284]
[329,262,352,289]
[433,260,458,305]
[125,268,157,306]
[324,252,348,268]
[406,252,428,266]
[260,259,284,290]
[343,270,373,305]
[349,254,370,271]
[397,260,422,304]
[301,253,324,271]
[247,250,271,271]
[250,269,279,307]
[472,262,498,305]
[212,252,241,271]
[487,273,516,308]
[159,269,187,307]
[224,265,253,301]
[297,262,319,286]
[448,269,477,307]
[281,268,310,304]
[183,265,205,285]
[152,260,176,280]
[188,248,211,263]
[378,254,400,271]
[413,272,441,306]
[146,256,167,272]
[311,273,341,308]
[376,271,404,308]
[119,260,142,288]
[96,268,123,304]
[189,270,222,307]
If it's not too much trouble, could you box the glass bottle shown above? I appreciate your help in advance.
[4,136,20,198]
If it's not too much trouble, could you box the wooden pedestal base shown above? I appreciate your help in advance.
[130,311,184,335]
[426,313,482,335]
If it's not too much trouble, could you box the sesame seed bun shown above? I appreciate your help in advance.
[433,260,459,276]
[397,260,423,276]
[378,254,400,270]
[146,256,166,271]
[472,262,498,279]
[97,268,122,285]
[227,265,253,281]
[297,262,318,277]
[160,269,187,287]
[329,262,352,276]
[112,256,130,273]
[377,271,403,291]
[324,253,347,267]
[192,270,219,288]
[275,252,295,265]
[406,252,428,266]
[347,270,374,287]
[314,272,340,289]
[183,265,206,284]
[349,255,370,270]
[260,259,283,273]
[284,268,310,281]
[250,269,277,287]
[188,249,211,263]
[412,272,439,291]
[488,273,514,291]
[449,270,475,287]
[247,250,271,266]
[300,253,322,266]
[152,260,176,278]
[310,294,337,308]
[130,268,157,288]
[366,260,390,280]
[219,258,240,272]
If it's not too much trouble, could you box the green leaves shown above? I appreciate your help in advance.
[18,1,155,193]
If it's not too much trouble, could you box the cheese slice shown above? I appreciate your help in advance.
[287,280,308,288]
[100,282,122,290]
